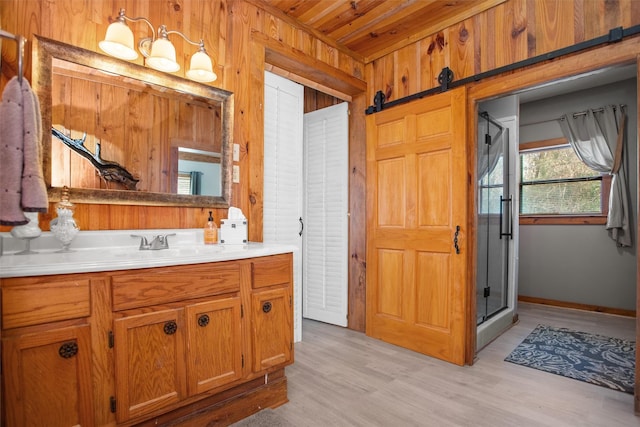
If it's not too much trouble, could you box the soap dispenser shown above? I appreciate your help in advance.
[204,211,218,244]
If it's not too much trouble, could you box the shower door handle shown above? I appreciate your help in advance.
[499,195,513,239]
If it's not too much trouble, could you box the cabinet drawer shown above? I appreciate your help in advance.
[2,279,91,329]
[112,262,240,311]
[251,254,292,289]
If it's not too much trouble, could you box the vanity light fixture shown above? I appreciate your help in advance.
[99,8,217,83]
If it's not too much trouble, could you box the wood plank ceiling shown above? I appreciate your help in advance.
[256,0,506,62]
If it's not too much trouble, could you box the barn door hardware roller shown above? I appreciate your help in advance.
[438,67,454,91]
[365,90,386,114]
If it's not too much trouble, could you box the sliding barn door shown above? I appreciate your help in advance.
[366,87,468,365]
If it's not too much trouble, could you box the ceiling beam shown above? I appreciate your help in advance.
[252,30,367,96]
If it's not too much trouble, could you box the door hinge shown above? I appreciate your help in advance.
[289,296,292,307]
[110,396,116,413]
[241,304,244,318]
[483,287,491,298]
[241,354,244,368]
[108,331,114,348]
[290,341,293,351]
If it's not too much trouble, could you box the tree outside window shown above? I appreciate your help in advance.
[519,138,610,225]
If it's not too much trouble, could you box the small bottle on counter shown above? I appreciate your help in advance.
[204,211,218,244]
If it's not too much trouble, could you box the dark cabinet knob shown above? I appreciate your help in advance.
[262,301,272,313]
[164,321,178,335]
[198,314,210,327]
[59,341,78,358]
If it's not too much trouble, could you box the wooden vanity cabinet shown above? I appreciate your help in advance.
[1,276,94,427]
[112,297,243,421]
[185,297,243,395]
[1,252,293,426]
[3,325,94,427]
[110,261,245,423]
[113,308,186,422]
[250,254,294,372]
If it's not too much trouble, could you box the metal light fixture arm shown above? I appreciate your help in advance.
[164,29,207,54]
[115,8,156,41]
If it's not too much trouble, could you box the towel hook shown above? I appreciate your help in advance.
[17,35,25,85]
[0,30,25,84]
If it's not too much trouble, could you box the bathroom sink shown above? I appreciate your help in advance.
[114,245,224,258]
[1,228,296,278]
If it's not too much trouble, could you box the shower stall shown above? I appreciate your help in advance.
[476,108,518,350]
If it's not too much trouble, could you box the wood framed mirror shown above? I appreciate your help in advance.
[32,35,233,207]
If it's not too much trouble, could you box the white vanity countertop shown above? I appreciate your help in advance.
[0,229,297,278]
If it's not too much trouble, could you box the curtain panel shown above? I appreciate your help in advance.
[558,105,631,247]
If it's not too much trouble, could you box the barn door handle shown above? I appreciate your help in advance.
[453,225,460,254]
[299,217,304,236]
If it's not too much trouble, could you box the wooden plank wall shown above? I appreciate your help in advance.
[0,0,364,234]
[365,0,640,103]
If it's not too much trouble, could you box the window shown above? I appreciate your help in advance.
[478,156,504,214]
[177,172,193,195]
[177,171,203,195]
[519,138,610,224]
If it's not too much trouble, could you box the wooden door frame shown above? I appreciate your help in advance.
[465,36,640,412]
[247,33,368,331]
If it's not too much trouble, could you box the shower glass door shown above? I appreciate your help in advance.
[477,112,510,325]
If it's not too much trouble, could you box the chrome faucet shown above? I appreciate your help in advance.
[131,233,176,250]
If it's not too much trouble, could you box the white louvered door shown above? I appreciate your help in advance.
[303,102,349,327]
[264,71,349,333]
[263,71,303,342]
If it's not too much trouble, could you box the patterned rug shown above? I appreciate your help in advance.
[505,324,635,394]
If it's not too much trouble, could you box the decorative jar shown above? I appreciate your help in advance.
[50,186,80,252]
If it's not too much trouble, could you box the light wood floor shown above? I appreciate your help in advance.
[236,302,639,427]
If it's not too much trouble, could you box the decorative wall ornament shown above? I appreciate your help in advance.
[51,127,139,190]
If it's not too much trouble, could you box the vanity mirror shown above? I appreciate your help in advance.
[32,35,233,207]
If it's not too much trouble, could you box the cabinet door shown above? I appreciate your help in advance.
[251,287,293,372]
[3,325,93,427]
[185,296,242,395]
[113,309,186,422]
